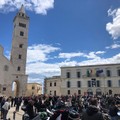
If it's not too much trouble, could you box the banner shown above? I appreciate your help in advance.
[96,69,103,76]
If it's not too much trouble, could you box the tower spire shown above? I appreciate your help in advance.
[19,4,25,13]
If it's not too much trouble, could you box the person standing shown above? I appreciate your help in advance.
[26,99,35,119]
[2,98,10,120]
[1,97,5,119]
[81,98,104,120]
[16,97,21,112]
[109,101,119,120]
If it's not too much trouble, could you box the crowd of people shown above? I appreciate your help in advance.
[0,93,120,120]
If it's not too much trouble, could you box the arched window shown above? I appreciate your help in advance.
[4,65,9,71]
[87,89,93,95]
[96,88,102,95]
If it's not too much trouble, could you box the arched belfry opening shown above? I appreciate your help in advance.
[12,81,19,97]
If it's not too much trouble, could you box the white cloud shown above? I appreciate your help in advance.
[27,44,60,63]
[106,8,120,39]
[83,52,100,59]
[95,51,106,55]
[106,43,120,49]
[75,53,120,66]
[58,52,84,59]
[27,62,60,76]
[0,0,54,14]
[28,77,43,83]
[58,51,106,61]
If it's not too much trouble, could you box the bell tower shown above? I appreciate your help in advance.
[10,5,29,96]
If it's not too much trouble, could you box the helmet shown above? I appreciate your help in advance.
[55,101,65,109]
[39,112,48,120]
[68,110,80,120]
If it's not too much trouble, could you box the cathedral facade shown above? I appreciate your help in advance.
[0,5,29,97]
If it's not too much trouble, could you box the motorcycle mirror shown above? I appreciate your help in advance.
[117,111,120,116]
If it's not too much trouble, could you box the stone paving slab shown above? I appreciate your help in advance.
[7,106,24,120]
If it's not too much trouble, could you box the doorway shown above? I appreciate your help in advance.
[12,81,19,97]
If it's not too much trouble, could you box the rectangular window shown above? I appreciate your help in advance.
[20,31,24,36]
[88,81,92,87]
[17,66,21,71]
[32,86,35,90]
[50,91,52,95]
[50,82,52,87]
[119,80,120,87]
[87,70,90,77]
[117,70,120,76]
[19,23,26,28]
[77,81,81,88]
[78,90,81,94]
[96,80,100,87]
[92,79,96,87]
[4,65,9,71]
[19,44,23,48]
[68,90,70,95]
[67,81,71,88]
[107,80,112,87]
[106,70,111,77]
[77,72,81,78]
[54,91,56,96]
[54,82,56,86]
[18,54,22,59]
[66,72,70,78]
[3,87,6,91]
[96,72,99,77]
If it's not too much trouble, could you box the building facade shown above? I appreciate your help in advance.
[44,76,61,96]
[0,5,29,96]
[26,83,42,96]
[44,63,120,96]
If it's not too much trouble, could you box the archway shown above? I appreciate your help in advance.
[96,88,102,95]
[109,89,112,95]
[12,81,19,97]
[87,89,93,96]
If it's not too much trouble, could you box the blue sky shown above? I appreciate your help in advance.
[0,0,120,84]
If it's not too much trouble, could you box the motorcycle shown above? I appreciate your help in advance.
[49,107,80,120]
